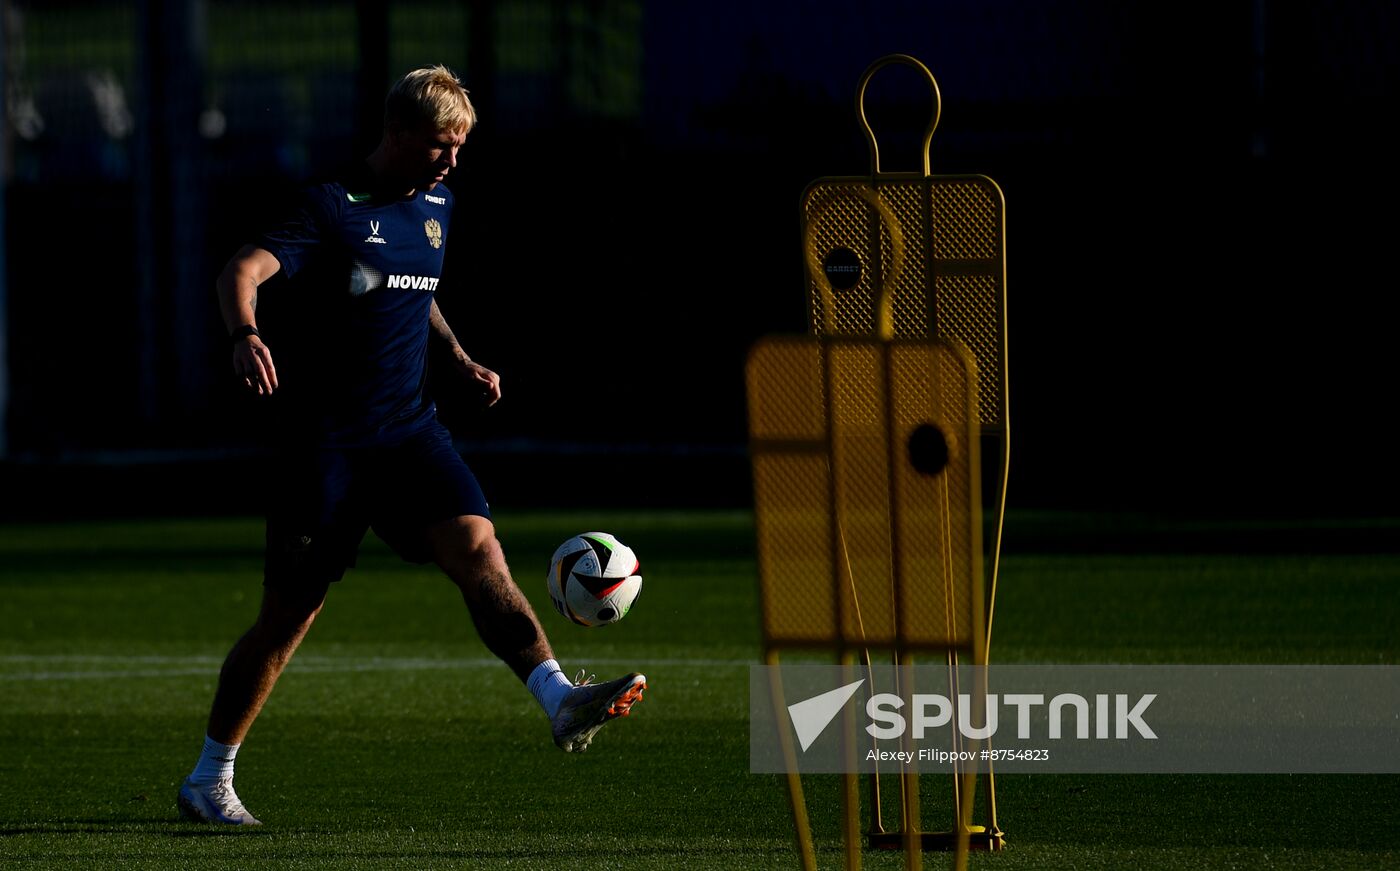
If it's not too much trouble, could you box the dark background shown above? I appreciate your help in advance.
[2,0,1397,518]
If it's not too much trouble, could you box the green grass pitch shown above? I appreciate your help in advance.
[1,510,1397,869]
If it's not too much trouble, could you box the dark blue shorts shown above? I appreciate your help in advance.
[263,424,490,587]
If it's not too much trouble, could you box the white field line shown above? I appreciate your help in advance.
[0,654,756,682]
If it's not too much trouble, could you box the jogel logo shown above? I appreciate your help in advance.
[424,219,442,249]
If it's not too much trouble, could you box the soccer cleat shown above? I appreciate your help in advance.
[551,670,647,753]
[177,777,262,825]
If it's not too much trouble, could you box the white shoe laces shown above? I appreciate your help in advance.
[572,669,596,688]
[208,779,248,815]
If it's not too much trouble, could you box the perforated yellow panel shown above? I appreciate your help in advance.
[747,336,984,651]
[801,176,1006,428]
[747,340,834,645]
[888,342,982,646]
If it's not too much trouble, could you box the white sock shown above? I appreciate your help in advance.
[527,659,574,719]
[190,736,239,786]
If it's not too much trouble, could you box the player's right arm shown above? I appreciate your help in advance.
[217,245,283,395]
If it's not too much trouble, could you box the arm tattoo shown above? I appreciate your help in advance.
[429,301,466,358]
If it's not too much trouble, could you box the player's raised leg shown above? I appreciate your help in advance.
[427,515,551,678]
[178,579,331,825]
[426,515,646,752]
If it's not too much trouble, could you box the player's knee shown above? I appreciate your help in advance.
[435,514,500,557]
[254,584,328,642]
[430,515,506,581]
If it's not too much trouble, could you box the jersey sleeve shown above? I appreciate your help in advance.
[255,185,340,280]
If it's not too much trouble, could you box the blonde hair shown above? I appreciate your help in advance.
[384,64,477,134]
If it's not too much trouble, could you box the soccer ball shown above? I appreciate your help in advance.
[547,532,642,627]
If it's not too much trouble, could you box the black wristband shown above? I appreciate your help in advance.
[229,324,259,343]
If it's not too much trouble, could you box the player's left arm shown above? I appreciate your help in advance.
[429,299,501,407]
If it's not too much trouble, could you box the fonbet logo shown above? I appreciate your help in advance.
[786,681,1157,752]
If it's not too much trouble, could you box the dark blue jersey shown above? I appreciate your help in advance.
[256,171,455,447]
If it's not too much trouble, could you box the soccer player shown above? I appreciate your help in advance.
[177,65,646,826]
